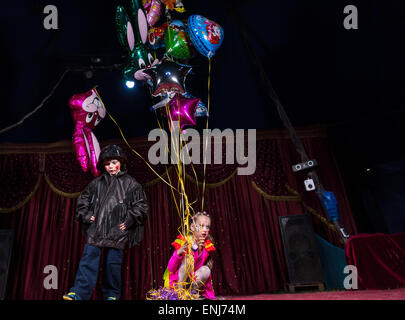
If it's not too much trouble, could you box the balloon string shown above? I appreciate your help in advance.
[169,104,186,234]
[159,115,195,238]
[154,107,182,218]
[150,88,197,242]
[163,99,188,235]
[167,102,191,236]
[163,100,198,238]
[201,57,212,212]
[105,109,176,191]
[180,139,200,212]
[155,102,195,231]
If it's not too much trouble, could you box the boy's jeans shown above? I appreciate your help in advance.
[70,244,123,299]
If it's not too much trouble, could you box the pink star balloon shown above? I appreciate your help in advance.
[166,93,200,129]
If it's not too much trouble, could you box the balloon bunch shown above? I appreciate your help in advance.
[69,1,223,180]
[115,0,223,124]
[114,0,225,299]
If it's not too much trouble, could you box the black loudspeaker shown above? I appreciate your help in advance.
[278,215,324,291]
[0,230,14,300]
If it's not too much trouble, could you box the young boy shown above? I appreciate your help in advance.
[63,144,148,300]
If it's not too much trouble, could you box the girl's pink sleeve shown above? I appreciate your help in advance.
[167,250,184,273]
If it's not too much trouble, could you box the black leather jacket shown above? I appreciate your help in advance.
[75,170,148,249]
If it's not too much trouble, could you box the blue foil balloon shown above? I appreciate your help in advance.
[187,15,224,58]
[183,93,208,117]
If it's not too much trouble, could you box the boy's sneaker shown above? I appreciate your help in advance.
[63,292,81,300]
[106,297,117,300]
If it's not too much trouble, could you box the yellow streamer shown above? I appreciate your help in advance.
[163,100,198,289]
[201,57,212,212]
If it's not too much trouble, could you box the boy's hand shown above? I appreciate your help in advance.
[90,216,95,223]
[119,223,126,231]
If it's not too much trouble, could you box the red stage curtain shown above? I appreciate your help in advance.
[0,127,358,299]
[345,233,405,289]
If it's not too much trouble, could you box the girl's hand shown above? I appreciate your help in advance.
[90,216,95,223]
[177,242,188,257]
[198,238,205,251]
[119,223,126,231]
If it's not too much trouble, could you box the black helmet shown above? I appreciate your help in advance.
[97,144,127,172]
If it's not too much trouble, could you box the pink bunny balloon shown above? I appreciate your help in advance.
[69,88,106,177]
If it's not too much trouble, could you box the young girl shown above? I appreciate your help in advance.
[163,211,216,299]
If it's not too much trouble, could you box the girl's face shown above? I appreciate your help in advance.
[192,215,211,241]
[104,159,121,175]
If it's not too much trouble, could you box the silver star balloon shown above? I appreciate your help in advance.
[142,59,192,97]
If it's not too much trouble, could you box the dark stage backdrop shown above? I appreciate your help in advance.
[0,127,357,299]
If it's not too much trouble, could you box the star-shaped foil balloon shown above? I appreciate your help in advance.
[142,59,192,97]
[166,93,200,129]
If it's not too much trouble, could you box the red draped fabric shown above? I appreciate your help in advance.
[345,233,405,289]
[0,127,358,299]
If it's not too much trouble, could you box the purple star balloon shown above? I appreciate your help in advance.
[166,93,200,129]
